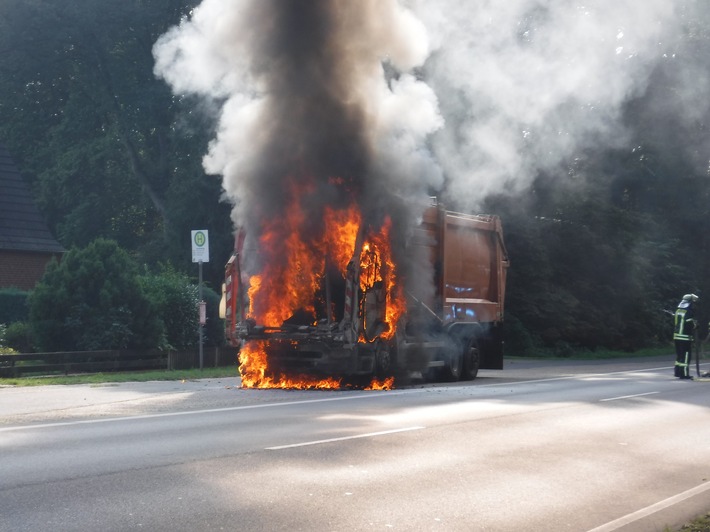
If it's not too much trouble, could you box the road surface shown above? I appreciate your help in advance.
[1,356,709,531]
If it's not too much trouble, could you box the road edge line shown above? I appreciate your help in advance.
[587,481,710,532]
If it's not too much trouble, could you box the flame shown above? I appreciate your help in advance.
[365,377,395,391]
[324,204,361,271]
[239,341,395,390]
[239,341,343,389]
[238,180,405,390]
[248,188,321,327]
[358,217,406,341]
[247,184,362,327]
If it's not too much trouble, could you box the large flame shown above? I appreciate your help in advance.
[239,183,403,390]
[239,342,396,390]
[357,217,405,341]
[239,342,343,389]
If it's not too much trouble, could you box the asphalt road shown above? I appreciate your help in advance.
[1,356,709,531]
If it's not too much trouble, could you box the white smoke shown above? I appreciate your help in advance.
[154,0,707,220]
[408,0,703,210]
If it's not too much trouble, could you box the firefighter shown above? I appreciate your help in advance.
[673,293,698,379]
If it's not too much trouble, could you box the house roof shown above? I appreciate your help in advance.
[0,142,64,253]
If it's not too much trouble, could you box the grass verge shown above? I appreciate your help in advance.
[0,366,239,387]
[678,513,710,531]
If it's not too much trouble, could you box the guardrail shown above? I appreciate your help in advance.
[0,347,239,378]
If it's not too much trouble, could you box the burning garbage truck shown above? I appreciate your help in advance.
[156,1,510,390]
[220,199,508,389]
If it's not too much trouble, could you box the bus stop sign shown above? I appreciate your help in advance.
[191,230,209,263]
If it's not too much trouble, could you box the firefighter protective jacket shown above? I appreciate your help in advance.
[673,302,696,341]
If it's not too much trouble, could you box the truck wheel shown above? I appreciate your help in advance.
[443,348,462,382]
[462,337,480,381]
[374,343,392,379]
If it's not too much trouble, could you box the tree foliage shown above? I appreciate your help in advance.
[0,0,233,288]
[0,324,10,354]
[2,2,710,354]
[139,266,199,350]
[0,288,29,325]
[27,241,220,352]
[29,239,163,351]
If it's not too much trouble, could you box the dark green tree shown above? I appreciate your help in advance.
[29,239,163,351]
[0,0,233,288]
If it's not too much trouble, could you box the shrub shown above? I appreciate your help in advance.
[5,322,34,353]
[0,288,30,325]
[139,267,225,349]
[140,267,198,350]
[0,323,15,354]
[28,239,163,351]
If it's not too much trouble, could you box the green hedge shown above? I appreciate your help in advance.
[0,288,29,325]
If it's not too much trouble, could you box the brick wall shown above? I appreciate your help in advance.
[0,250,59,290]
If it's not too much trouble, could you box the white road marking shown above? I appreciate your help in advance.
[0,392,409,432]
[600,391,660,402]
[3,361,705,432]
[465,365,679,389]
[265,426,426,450]
[587,481,710,532]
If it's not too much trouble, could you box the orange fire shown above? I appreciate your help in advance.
[324,204,361,272]
[239,342,395,390]
[365,377,395,391]
[239,181,404,390]
[357,217,405,341]
[239,342,343,389]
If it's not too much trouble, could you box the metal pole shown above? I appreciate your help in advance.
[199,260,204,370]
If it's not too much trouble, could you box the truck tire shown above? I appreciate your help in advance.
[442,347,462,382]
[461,337,480,381]
[374,342,392,379]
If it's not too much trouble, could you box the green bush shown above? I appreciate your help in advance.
[0,288,30,325]
[140,267,198,350]
[5,322,34,353]
[0,323,15,354]
[28,239,163,351]
[137,268,224,350]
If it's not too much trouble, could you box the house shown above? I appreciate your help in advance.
[0,142,64,290]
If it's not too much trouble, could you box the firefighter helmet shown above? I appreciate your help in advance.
[682,294,699,302]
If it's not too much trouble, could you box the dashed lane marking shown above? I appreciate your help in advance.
[265,426,426,450]
[600,391,660,402]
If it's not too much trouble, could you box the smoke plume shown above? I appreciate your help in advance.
[154,0,441,240]
[411,0,707,211]
[154,0,708,272]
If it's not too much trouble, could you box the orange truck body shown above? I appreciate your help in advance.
[221,202,509,381]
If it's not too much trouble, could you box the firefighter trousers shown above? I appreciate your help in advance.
[674,340,692,378]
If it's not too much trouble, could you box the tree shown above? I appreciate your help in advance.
[4,1,710,357]
[0,0,233,288]
[29,239,163,351]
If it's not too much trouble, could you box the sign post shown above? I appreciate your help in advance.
[191,230,210,370]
